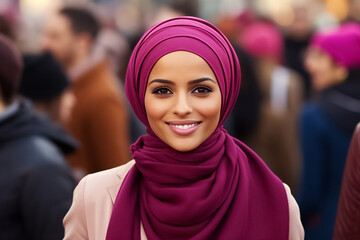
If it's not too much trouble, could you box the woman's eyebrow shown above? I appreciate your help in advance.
[148,79,175,86]
[189,78,216,85]
[148,77,216,86]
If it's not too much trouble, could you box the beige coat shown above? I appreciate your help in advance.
[63,160,304,240]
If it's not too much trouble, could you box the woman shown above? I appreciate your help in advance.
[64,17,303,240]
[298,23,360,239]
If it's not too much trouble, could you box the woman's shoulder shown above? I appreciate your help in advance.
[63,160,136,240]
[81,159,135,205]
[81,160,135,193]
[283,183,305,240]
[79,160,135,200]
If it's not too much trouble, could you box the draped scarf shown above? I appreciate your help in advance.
[106,16,289,239]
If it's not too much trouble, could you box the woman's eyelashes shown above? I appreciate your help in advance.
[192,85,213,94]
[152,87,173,95]
[151,85,213,96]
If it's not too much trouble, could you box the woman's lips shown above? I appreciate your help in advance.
[166,121,201,136]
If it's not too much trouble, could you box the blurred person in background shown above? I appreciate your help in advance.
[19,52,75,126]
[283,5,314,99]
[41,6,130,179]
[148,0,198,27]
[94,28,146,143]
[224,44,261,140]
[346,0,360,23]
[0,14,14,40]
[298,23,360,240]
[216,14,261,142]
[95,29,129,81]
[0,34,76,240]
[91,4,131,81]
[92,7,146,143]
[240,21,304,192]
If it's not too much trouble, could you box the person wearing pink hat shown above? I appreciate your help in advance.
[298,22,360,239]
[240,21,304,192]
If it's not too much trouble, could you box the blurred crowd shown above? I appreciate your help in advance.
[0,0,359,239]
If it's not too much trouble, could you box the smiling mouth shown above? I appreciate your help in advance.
[170,123,198,129]
[166,121,201,135]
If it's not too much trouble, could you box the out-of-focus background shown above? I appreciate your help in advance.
[1,0,360,240]
[2,0,355,53]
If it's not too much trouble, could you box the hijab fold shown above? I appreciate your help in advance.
[106,17,289,240]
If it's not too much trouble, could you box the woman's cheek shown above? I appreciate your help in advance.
[196,97,221,123]
[145,97,170,120]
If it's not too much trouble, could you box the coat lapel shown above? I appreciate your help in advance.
[107,160,135,204]
[107,178,121,204]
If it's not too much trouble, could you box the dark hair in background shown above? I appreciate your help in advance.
[0,15,14,40]
[169,0,199,17]
[0,34,22,104]
[59,7,100,41]
[155,0,199,17]
[19,52,69,102]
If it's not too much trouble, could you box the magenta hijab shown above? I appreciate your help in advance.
[106,17,289,240]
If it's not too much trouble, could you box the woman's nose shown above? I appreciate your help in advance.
[173,92,192,116]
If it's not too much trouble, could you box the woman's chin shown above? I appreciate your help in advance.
[168,141,201,152]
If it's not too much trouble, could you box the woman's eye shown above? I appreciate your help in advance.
[192,86,212,94]
[152,88,172,95]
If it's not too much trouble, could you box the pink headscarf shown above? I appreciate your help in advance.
[311,22,360,69]
[106,17,289,240]
[126,16,240,127]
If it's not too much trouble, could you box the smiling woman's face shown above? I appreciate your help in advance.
[145,51,222,152]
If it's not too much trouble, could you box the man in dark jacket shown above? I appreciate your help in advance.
[0,35,77,239]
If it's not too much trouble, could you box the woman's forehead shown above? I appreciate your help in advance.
[147,51,218,84]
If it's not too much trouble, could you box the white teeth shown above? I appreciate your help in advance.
[173,123,196,129]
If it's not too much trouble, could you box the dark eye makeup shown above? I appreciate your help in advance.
[150,82,214,96]
[192,86,213,94]
[152,87,173,95]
